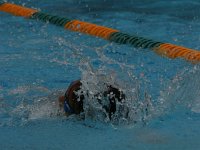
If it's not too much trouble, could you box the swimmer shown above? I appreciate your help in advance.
[58,80,125,120]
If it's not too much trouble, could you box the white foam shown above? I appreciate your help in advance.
[191,98,200,113]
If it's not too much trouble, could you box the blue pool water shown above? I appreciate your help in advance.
[1,0,200,149]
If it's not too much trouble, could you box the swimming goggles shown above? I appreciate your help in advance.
[63,99,74,114]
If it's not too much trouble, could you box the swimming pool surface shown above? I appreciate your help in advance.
[1,0,200,149]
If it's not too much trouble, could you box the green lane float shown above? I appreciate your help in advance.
[31,12,71,27]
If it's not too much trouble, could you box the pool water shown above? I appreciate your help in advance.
[0,0,200,149]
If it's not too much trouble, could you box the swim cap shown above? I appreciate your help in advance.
[64,80,84,114]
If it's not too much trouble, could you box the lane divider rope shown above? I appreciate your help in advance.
[0,2,200,63]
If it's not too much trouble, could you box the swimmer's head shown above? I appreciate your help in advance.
[59,80,125,119]
[59,80,84,115]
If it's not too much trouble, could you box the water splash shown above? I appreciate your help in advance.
[158,65,200,114]
[77,45,155,125]
[0,39,158,126]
